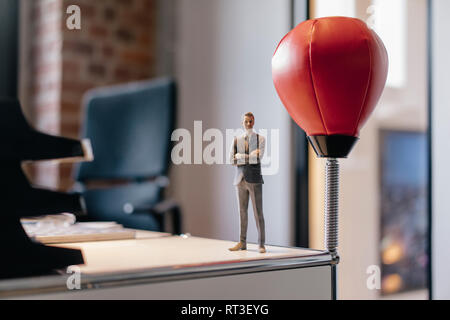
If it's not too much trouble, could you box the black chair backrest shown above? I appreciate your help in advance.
[76,78,176,182]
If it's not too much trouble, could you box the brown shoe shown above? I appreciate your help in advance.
[229,242,247,251]
[259,246,266,253]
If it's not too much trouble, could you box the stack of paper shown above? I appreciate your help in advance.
[21,215,136,244]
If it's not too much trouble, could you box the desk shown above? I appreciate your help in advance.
[0,232,336,299]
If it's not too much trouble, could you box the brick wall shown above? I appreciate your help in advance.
[25,0,157,190]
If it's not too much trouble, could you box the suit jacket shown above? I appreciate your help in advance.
[230,131,265,185]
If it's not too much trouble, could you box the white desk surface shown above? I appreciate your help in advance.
[0,231,332,298]
[53,233,327,275]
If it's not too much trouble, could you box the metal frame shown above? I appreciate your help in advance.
[0,0,19,98]
[291,0,310,250]
[426,0,433,301]
[0,243,334,299]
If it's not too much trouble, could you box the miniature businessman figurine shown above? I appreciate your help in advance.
[229,112,266,253]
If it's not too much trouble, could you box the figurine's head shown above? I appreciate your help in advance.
[242,112,255,130]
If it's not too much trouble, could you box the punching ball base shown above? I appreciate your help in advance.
[308,135,359,159]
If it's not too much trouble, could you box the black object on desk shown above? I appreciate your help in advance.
[75,78,182,234]
[0,98,89,279]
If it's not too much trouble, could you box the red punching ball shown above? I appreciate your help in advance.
[272,17,388,158]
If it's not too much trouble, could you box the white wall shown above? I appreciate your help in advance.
[432,0,450,300]
[170,0,294,246]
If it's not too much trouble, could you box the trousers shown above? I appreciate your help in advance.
[236,179,265,246]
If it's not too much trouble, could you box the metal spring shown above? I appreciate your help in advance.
[324,158,339,255]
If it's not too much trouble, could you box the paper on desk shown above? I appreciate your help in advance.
[21,214,136,244]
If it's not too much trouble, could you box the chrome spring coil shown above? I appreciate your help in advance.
[324,159,339,255]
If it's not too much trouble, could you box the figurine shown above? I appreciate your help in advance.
[229,112,266,253]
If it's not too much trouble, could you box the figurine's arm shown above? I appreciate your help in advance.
[230,138,237,165]
[259,136,266,158]
[231,137,248,165]
[249,135,265,162]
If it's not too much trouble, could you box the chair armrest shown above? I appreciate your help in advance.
[123,199,182,235]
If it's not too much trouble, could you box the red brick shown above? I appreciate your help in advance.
[59,164,73,177]
[63,40,94,55]
[104,7,116,21]
[120,11,153,27]
[137,72,151,80]
[114,66,132,81]
[120,50,151,65]
[62,80,96,95]
[88,63,107,77]
[59,165,76,191]
[90,25,109,38]
[61,101,80,113]
[115,0,134,6]
[61,112,81,127]
[143,0,154,11]
[68,2,96,19]
[136,32,151,48]
[62,60,81,74]
[61,122,82,138]
[115,28,135,43]
[82,4,97,19]
[102,44,115,58]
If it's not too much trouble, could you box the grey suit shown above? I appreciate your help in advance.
[230,132,265,246]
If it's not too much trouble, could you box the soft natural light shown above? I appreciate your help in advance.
[314,0,356,18]
[372,0,407,88]
[314,0,407,88]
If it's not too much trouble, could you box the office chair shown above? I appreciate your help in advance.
[75,78,182,234]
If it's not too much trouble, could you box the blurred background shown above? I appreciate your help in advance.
[308,0,429,300]
[4,0,430,299]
